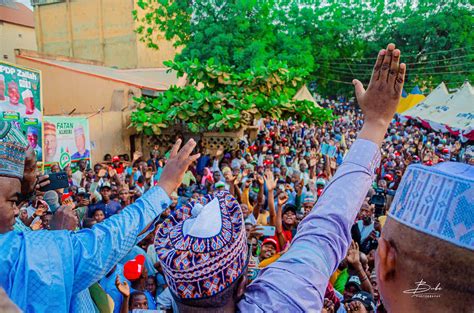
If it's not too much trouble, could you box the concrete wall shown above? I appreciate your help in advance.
[35,0,178,69]
[0,22,37,62]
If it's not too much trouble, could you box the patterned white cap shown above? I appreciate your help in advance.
[389,162,474,250]
[21,89,33,98]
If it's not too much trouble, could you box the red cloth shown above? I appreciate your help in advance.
[325,283,341,311]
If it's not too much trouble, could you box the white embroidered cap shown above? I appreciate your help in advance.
[389,162,474,250]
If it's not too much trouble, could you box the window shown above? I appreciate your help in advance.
[3,55,8,59]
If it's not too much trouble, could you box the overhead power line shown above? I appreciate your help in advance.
[318,46,474,61]
[322,53,474,67]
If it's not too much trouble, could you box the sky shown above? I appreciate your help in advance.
[16,0,32,9]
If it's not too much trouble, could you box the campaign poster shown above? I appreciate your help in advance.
[0,61,43,162]
[43,116,91,170]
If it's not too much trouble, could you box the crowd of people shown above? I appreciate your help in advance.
[1,44,472,313]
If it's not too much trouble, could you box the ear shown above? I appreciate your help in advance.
[236,272,248,299]
[377,237,397,282]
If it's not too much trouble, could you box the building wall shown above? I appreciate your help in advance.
[16,56,139,160]
[0,22,37,62]
[35,0,178,69]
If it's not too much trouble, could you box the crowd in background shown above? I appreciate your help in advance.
[13,101,473,313]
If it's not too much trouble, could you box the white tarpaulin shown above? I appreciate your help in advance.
[403,82,474,141]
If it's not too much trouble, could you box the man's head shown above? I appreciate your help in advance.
[346,291,376,313]
[343,276,362,302]
[155,191,247,310]
[282,204,297,228]
[170,192,178,209]
[124,254,148,284]
[40,211,53,230]
[44,122,57,162]
[100,183,112,202]
[74,125,86,154]
[119,188,130,204]
[7,81,19,105]
[302,194,316,217]
[78,159,88,171]
[376,163,474,312]
[26,127,39,149]
[129,291,148,310]
[0,120,28,233]
[260,238,279,261]
[93,209,105,223]
[359,202,373,225]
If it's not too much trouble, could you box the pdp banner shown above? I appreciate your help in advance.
[0,61,43,162]
[43,116,91,170]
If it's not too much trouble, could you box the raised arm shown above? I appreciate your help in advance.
[264,170,277,227]
[239,43,405,312]
[70,139,200,292]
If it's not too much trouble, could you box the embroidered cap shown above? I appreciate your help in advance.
[155,191,247,301]
[0,120,28,179]
[389,162,474,250]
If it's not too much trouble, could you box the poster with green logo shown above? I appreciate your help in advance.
[43,116,91,171]
[0,61,43,162]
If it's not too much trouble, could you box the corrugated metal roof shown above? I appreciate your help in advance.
[17,55,184,91]
[0,2,35,28]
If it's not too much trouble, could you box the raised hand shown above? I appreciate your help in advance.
[157,139,200,196]
[277,192,289,207]
[353,43,406,145]
[264,169,277,191]
[31,219,43,231]
[344,300,368,313]
[115,275,130,297]
[50,204,78,231]
[346,240,361,266]
[256,174,265,186]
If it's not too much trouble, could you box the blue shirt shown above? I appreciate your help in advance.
[0,187,171,312]
[88,200,122,218]
[99,264,128,313]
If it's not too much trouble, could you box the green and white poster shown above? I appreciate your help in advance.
[0,61,43,162]
[43,116,91,170]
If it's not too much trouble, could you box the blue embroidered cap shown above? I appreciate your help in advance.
[389,162,474,250]
[155,191,247,300]
[0,120,28,179]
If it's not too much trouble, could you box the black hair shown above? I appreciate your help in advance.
[129,291,147,307]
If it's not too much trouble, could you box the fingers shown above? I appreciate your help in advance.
[394,63,406,96]
[379,43,395,83]
[352,79,366,101]
[178,139,196,161]
[388,49,401,86]
[369,49,386,85]
[169,139,182,159]
[187,153,201,165]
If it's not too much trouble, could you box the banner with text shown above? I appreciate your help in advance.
[0,61,43,162]
[43,116,91,170]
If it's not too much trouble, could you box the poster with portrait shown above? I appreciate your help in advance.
[0,61,43,162]
[43,116,91,170]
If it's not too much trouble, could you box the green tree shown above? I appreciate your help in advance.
[131,59,333,136]
[134,0,473,96]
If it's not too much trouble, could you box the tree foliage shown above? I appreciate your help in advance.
[130,59,333,135]
[134,0,473,96]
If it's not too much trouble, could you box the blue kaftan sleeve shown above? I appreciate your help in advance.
[70,186,170,293]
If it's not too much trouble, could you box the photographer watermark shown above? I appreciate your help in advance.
[403,279,442,298]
